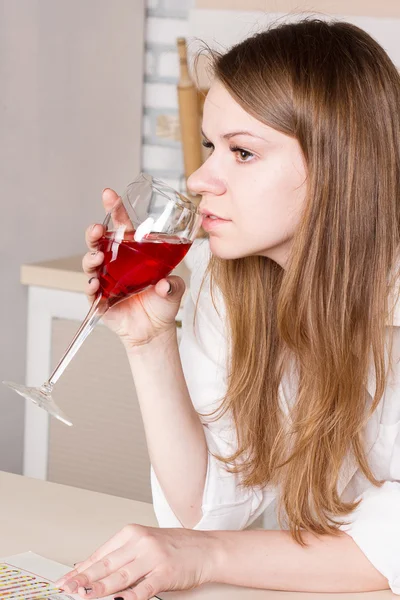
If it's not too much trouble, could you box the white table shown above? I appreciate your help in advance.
[0,471,394,600]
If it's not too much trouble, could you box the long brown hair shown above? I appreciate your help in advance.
[199,18,400,543]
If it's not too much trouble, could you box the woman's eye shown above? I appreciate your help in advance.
[201,140,214,152]
[201,140,254,164]
[230,146,254,163]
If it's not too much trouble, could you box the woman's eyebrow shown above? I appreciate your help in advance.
[201,128,268,141]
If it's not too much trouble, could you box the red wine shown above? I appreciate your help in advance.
[97,231,191,305]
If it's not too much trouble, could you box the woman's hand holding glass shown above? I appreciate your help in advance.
[56,524,219,600]
[3,173,200,425]
[83,188,186,351]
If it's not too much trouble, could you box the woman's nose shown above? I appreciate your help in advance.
[187,163,226,197]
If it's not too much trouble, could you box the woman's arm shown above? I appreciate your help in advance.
[211,528,389,593]
[127,328,208,528]
[127,276,273,533]
[125,239,272,532]
[57,524,389,599]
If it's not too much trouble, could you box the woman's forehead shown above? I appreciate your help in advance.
[203,82,273,139]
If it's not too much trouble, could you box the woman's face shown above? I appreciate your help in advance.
[187,81,307,268]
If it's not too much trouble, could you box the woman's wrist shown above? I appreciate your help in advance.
[123,325,178,358]
[202,531,232,584]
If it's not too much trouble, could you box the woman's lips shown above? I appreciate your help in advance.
[201,214,231,231]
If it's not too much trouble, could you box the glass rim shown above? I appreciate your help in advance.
[134,172,200,215]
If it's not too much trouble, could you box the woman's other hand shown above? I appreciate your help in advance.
[56,524,219,600]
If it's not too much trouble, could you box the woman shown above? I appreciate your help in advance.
[57,18,400,599]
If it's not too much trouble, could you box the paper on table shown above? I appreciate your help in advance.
[0,552,116,600]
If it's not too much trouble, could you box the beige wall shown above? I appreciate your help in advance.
[196,0,400,18]
[0,0,144,474]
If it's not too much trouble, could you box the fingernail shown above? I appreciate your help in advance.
[64,581,78,593]
[88,277,96,285]
[102,188,110,194]
[167,281,173,295]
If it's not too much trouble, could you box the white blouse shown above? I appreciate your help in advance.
[150,240,400,595]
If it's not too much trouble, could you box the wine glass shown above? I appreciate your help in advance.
[3,173,202,426]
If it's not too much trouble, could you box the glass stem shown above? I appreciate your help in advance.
[42,294,109,393]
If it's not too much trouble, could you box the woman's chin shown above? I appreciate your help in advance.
[208,237,248,260]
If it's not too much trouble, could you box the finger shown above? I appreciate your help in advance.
[82,250,104,277]
[76,558,148,599]
[57,526,137,587]
[85,277,101,301]
[102,188,120,214]
[127,576,163,600]
[56,567,80,587]
[78,586,138,600]
[91,588,137,600]
[104,589,138,600]
[62,546,138,595]
[82,247,104,302]
[85,223,105,251]
[154,276,186,302]
[103,188,133,231]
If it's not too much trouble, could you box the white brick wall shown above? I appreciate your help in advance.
[145,51,156,77]
[143,144,183,172]
[143,114,153,138]
[144,83,178,109]
[142,0,194,183]
[158,51,180,78]
[146,17,189,45]
[163,0,189,11]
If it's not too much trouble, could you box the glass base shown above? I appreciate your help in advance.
[2,381,73,427]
